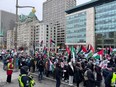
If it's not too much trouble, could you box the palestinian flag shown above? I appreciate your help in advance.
[92,53,100,59]
[97,49,104,55]
[77,45,82,54]
[84,45,94,59]
[104,47,113,55]
[90,45,94,53]
[93,49,103,59]
[78,45,87,54]
[112,49,116,54]
[43,46,47,55]
[47,49,50,57]
[50,60,55,72]
[86,44,90,51]
[82,45,87,53]
[110,47,113,52]
[71,46,76,63]
[85,50,93,59]
[109,47,113,55]
[66,45,71,55]
[65,52,68,57]
[40,40,43,46]
[104,48,108,55]
[50,39,55,44]
[68,52,71,63]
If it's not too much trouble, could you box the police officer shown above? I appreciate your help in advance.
[105,67,116,87]
[18,66,35,87]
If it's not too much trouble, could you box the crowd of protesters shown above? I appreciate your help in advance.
[0,46,116,87]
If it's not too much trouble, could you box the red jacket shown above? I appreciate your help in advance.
[6,63,14,75]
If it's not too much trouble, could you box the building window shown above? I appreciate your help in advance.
[66,11,86,44]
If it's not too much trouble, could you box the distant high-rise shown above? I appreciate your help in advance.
[0,10,16,49]
[43,0,76,49]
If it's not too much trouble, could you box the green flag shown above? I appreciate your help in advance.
[85,50,93,59]
[93,53,100,59]
[71,46,75,63]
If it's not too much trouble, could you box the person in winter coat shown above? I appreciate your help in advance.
[68,61,74,86]
[6,59,14,83]
[95,65,102,87]
[75,63,83,87]
[87,61,94,72]
[102,65,112,80]
[55,63,62,87]
[37,58,44,82]
[63,62,69,82]
[45,60,50,77]
[84,68,95,87]
[18,66,35,87]
[26,57,31,71]
[30,57,35,73]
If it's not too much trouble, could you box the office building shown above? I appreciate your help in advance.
[7,29,15,49]
[43,0,76,50]
[35,22,47,51]
[17,12,38,53]
[17,12,48,53]
[66,0,116,49]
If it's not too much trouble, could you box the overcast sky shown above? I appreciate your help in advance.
[0,0,90,20]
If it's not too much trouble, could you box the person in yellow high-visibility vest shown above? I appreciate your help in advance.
[105,67,116,87]
[18,66,35,87]
[6,59,14,83]
[111,72,116,87]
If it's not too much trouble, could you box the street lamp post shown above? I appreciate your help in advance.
[33,40,35,56]
[14,0,36,71]
[15,0,18,50]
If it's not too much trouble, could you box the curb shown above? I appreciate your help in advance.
[31,73,76,87]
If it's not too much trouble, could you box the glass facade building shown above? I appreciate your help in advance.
[95,1,116,48]
[66,12,86,44]
[66,0,116,49]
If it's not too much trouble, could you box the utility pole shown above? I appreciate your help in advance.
[33,26,35,57]
[14,0,36,71]
[15,0,18,50]
[13,0,18,72]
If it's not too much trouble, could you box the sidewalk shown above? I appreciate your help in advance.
[0,62,75,86]
[31,71,105,87]
[0,62,19,83]
[31,72,77,87]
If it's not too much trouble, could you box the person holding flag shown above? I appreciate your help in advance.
[68,59,74,86]
[50,38,55,45]
[55,63,62,87]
